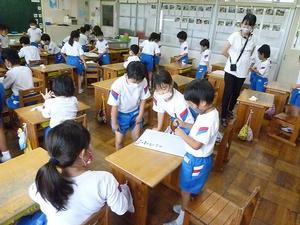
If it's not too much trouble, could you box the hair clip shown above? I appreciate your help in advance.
[49,157,59,165]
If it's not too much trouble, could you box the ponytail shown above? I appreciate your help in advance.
[68,30,80,46]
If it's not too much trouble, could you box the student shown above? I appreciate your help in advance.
[250,44,271,92]
[0,48,33,109]
[196,39,211,79]
[108,61,150,150]
[0,24,9,64]
[38,75,78,138]
[18,36,41,65]
[164,79,219,225]
[40,33,64,64]
[90,30,110,65]
[140,32,160,87]
[27,19,42,47]
[79,26,89,52]
[23,121,133,225]
[153,32,161,70]
[152,70,194,134]
[123,44,140,68]
[61,30,87,94]
[290,55,300,108]
[175,31,189,64]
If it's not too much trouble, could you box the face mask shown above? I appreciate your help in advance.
[30,25,36,29]
[160,91,173,101]
[241,27,251,34]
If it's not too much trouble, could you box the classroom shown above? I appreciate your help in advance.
[0,0,300,224]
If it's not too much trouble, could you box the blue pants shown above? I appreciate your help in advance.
[114,108,143,135]
[180,153,213,194]
[140,53,154,72]
[170,116,190,134]
[179,55,189,64]
[98,53,110,65]
[82,45,89,52]
[154,55,160,66]
[0,83,5,113]
[17,210,47,225]
[54,53,64,64]
[30,42,39,48]
[195,65,207,79]
[250,72,268,92]
[290,89,300,108]
[66,56,84,75]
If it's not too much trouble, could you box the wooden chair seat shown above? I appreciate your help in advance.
[273,112,298,124]
[81,205,109,225]
[19,87,44,108]
[85,62,101,88]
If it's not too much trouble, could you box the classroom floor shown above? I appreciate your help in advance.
[6,88,300,225]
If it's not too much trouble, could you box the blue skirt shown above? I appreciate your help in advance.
[140,53,154,72]
[54,53,64,64]
[66,56,84,75]
[290,89,300,108]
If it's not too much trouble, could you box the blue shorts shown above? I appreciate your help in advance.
[290,89,300,108]
[113,108,143,135]
[195,65,207,79]
[170,117,190,135]
[250,72,268,92]
[154,55,160,65]
[98,53,110,65]
[54,53,64,64]
[82,45,89,52]
[180,153,213,194]
[179,55,189,64]
[17,210,47,225]
[66,56,85,75]
[0,83,5,113]
[30,42,39,48]
[140,53,154,72]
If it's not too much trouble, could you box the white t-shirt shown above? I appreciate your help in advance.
[199,49,211,66]
[29,171,130,225]
[256,58,272,78]
[79,33,88,46]
[140,40,160,56]
[27,27,42,43]
[40,96,78,128]
[153,89,194,124]
[0,34,9,48]
[95,39,109,54]
[185,109,219,157]
[107,75,150,113]
[2,66,33,96]
[61,41,84,57]
[123,55,140,68]
[224,32,256,78]
[46,41,61,55]
[180,41,188,56]
[18,46,41,64]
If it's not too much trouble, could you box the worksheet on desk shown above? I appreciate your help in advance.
[135,129,185,157]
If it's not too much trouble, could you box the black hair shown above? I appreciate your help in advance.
[126,61,147,82]
[68,30,80,46]
[92,25,102,35]
[29,18,38,25]
[1,48,20,65]
[95,30,104,37]
[0,24,8,31]
[258,44,270,58]
[130,44,139,55]
[149,32,160,42]
[41,33,51,42]
[19,36,30,45]
[84,24,91,31]
[184,79,215,105]
[153,69,173,89]
[80,26,86,34]
[200,39,209,49]
[52,74,75,97]
[35,121,91,211]
[242,13,257,27]
[177,31,187,41]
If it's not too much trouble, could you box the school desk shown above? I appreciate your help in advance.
[265,81,291,114]
[82,52,99,62]
[0,148,49,225]
[207,71,225,107]
[101,62,126,80]
[211,62,225,71]
[164,62,192,76]
[31,63,75,91]
[40,52,55,65]
[170,56,194,65]
[105,143,182,225]
[109,48,129,64]
[9,43,22,51]
[123,53,130,61]
[236,89,274,139]
[14,101,90,149]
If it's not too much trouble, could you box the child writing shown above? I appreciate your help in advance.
[27,19,42,47]
[61,30,87,94]
[108,61,150,150]
[19,36,41,65]
[123,44,140,68]
[90,30,110,65]
[40,33,64,64]
[164,79,219,225]
[250,44,271,92]
[152,70,194,134]
[79,26,89,52]
[196,39,211,79]
[0,48,33,109]
[175,31,189,64]
[290,55,300,108]
[23,121,133,225]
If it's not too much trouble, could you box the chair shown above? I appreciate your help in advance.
[214,119,236,172]
[74,114,87,128]
[81,205,109,225]
[183,186,260,225]
[85,62,101,88]
[19,87,44,107]
[268,105,300,147]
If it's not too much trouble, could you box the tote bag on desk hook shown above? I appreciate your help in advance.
[238,110,253,141]
[97,93,107,124]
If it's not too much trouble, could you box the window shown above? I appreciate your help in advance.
[102,5,114,27]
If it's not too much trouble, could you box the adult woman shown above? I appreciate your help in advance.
[221,13,257,127]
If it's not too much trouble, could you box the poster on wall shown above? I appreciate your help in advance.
[49,0,58,9]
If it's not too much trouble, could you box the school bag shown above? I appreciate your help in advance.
[238,110,253,141]
[265,104,276,119]
[97,94,107,124]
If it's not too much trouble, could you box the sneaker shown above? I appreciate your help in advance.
[221,118,228,127]
[172,204,182,214]
[281,127,293,133]
[163,210,184,225]
[227,111,234,120]
[0,151,11,163]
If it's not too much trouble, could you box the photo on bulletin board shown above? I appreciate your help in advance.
[235,22,241,27]
[255,8,264,15]
[204,19,210,25]
[219,6,227,13]
[226,20,233,27]
[198,6,204,12]
[266,9,274,15]
[276,9,285,16]
[272,24,281,31]
[218,20,225,26]
[262,24,270,30]
[196,19,202,24]
[49,0,58,9]
[189,18,194,23]
[237,7,245,14]
[246,8,253,14]
[256,23,261,30]
[228,6,236,13]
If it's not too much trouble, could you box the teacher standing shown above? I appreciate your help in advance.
[221,13,257,127]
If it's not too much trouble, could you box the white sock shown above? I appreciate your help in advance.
[175,210,185,225]
[1,151,11,162]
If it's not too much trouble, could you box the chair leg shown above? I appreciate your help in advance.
[183,211,190,225]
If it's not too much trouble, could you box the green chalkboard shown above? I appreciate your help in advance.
[0,0,43,33]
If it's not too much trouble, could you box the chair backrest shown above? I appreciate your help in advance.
[19,87,44,107]
[221,119,236,150]
[74,114,87,128]
[239,186,260,225]
[81,206,109,225]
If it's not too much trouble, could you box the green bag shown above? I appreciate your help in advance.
[238,110,253,141]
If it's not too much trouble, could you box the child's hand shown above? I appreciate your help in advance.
[171,119,180,131]
[135,115,143,125]
[41,88,55,100]
[174,127,185,137]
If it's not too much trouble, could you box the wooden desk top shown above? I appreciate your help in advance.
[109,48,129,53]
[101,62,125,71]
[265,81,291,94]
[237,89,274,108]
[40,52,54,57]
[105,143,182,187]
[0,148,49,224]
[212,62,226,67]
[92,78,117,90]
[14,101,90,125]
[31,63,75,73]
[173,75,194,87]
[207,70,225,79]
[164,62,192,70]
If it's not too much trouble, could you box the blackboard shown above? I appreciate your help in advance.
[0,0,43,33]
